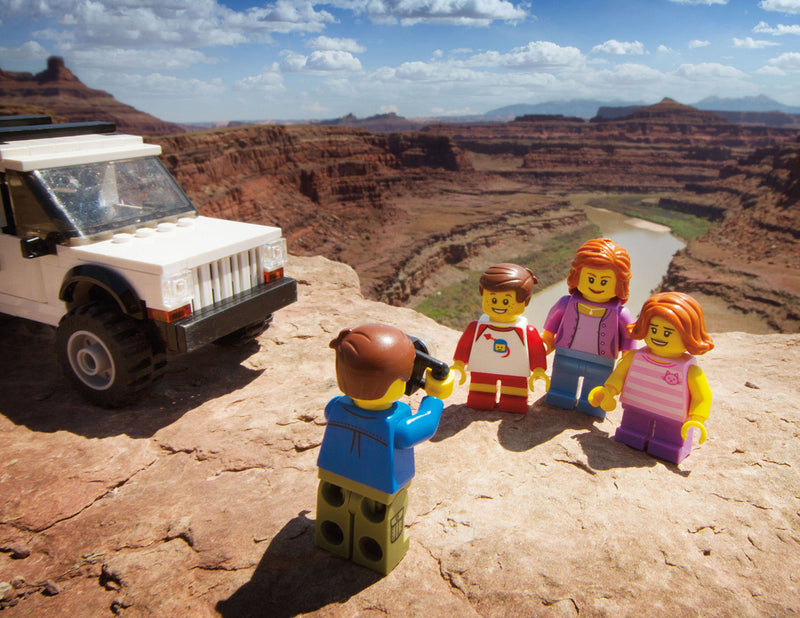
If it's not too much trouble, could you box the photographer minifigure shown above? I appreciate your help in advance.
[315,324,453,574]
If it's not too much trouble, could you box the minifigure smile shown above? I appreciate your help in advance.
[589,288,603,295]
[492,308,507,314]
[650,338,668,347]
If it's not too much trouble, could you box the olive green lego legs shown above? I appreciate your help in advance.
[315,480,410,575]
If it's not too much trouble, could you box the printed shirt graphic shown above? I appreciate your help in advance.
[620,348,696,421]
[462,315,534,377]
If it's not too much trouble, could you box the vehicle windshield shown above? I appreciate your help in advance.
[36,157,196,237]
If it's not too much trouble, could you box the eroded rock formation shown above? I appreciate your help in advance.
[0,57,183,136]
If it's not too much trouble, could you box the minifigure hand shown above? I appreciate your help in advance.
[588,386,617,412]
[529,368,550,392]
[542,331,555,355]
[681,418,708,444]
[451,361,467,386]
[425,368,455,400]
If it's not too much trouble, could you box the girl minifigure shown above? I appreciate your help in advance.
[588,291,714,464]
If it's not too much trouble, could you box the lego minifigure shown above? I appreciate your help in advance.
[315,324,454,574]
[542,238,635,418]
[588,292,714,464]
[452,263,548,413]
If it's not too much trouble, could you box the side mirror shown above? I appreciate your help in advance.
[20,236,56,259]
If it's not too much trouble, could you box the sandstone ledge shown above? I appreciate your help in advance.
[0,255,798,616]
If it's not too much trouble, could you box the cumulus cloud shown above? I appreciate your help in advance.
[0,40,49,62]
[689,39,711,48]
[326,0,527,26]
[467,41,584,70]
[754,21,800,35]
[235,67,285,92]
[72,47,216,71]
[657,45,675,53]
[733,36,780,48]
[110,72,226,98]
[758,0,800,13]
[310,36,366,53]
[764,51,800,72]
[591,40,645,55]
[0,0,334,50]
[674,62,748,80]
[280,50,362,72]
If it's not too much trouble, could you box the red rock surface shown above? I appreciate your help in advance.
[1,256,798,616]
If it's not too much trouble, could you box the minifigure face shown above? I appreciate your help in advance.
[482,290,525,323]
[644,316,688,358]
[577,267,618,303]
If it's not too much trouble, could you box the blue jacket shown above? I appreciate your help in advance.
[317,395,443,495]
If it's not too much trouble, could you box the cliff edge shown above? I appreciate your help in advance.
[1,256,797,616]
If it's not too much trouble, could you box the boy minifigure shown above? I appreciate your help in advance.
[315,324,453,574]
[452,263,548,413]
[542,238,635,418]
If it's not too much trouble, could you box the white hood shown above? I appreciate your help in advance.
[67,216,282,276]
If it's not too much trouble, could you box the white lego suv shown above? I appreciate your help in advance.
[0,116,296,407]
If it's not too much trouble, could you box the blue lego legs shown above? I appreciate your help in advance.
[546,348,614,418]
[315,478,410,575]
[614,405,694,464]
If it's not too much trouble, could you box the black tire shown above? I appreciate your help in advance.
[56,303,166,408]
[213,314,273,347]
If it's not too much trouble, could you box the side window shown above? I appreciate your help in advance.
[5,170,66,240]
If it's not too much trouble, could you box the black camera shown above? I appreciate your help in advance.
[404,336,450,396]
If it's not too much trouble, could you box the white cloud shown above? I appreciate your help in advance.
[110,72,226,98]
[0,40,48,63]
[467,41,584,70]
[733,36,780,48]
[754,21,800,35]
[674,62,748,80]
[72,47,216,71]
[758,0,800,14]
[235,67,285,92]
[280,50,362,72]
[657,45,675,53]
[689,39,711,48]
[310,36,365,53]
[764,51,800,72]
[0,0,334,51]
[326,0,527,26]
[591,40,645,55]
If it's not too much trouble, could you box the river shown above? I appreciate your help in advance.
[524,206,685,329]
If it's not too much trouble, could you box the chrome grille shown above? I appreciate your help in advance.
[191,248,261,311]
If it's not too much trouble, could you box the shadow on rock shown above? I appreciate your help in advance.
[217,511,380,618]
[0,317,264,439]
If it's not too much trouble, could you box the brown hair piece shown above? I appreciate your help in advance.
[329,324,416,400]
[479,263,538,305]
[566,238,632,303]
[630,292,714,355]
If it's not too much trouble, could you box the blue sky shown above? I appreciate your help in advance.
[1,0,799,123]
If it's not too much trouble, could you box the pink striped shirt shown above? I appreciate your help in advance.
[620,348,696,421]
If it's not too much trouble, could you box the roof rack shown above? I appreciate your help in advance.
[0,121,116,143]
[0,115,53,128]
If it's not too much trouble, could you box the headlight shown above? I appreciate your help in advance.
[162,270,194,309]
[262,238,287,282]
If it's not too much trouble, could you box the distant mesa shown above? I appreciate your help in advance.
[0,56,184,136]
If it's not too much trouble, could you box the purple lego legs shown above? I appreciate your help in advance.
[615,405,694,464]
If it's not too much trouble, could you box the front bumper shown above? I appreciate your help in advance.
[155,277,297,354]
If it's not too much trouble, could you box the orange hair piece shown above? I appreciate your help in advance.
[630,292,714,355]
[566,238,632,303]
